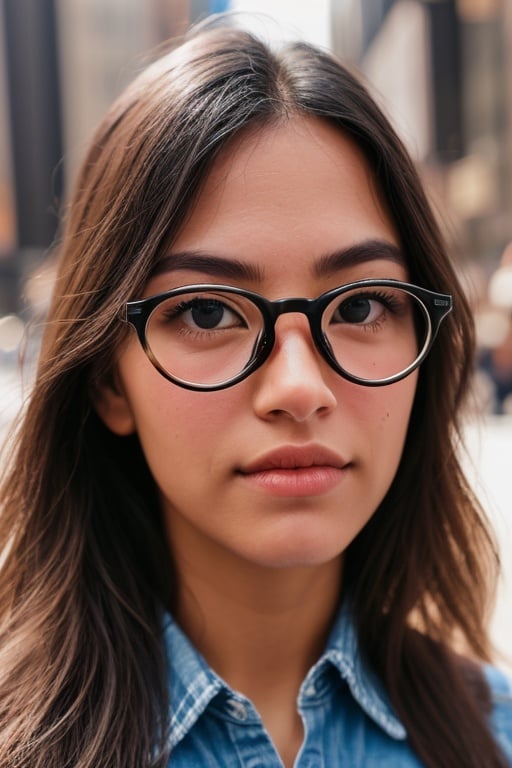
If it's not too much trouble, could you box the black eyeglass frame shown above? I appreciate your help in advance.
[125,279,453,391]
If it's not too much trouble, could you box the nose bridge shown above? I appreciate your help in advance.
[270,295,322,357]
[273,296,314,315]
[253,299,337,421]
[268,296,331,375]
[271,296,318,342]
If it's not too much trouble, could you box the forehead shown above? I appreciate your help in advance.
[157,115,402,290]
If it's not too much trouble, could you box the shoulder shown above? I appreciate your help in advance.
[484,664,512,698]
[483,664,512,764]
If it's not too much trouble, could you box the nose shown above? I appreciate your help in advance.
[252,317,338,422]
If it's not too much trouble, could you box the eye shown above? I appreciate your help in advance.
[178,298,243,330]
[332,295,385,325]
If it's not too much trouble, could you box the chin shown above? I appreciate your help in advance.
[242,531,349,570]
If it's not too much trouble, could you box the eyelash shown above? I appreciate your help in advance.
[163,299,244,332]
[334,290,405,331]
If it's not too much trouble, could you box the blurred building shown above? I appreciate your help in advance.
[0,0,226,330]
[331,0,512,272]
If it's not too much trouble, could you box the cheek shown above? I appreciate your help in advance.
[374,378,417,479]
[342,374,417,470]
[153,384,241,433]
[122,357,244,471]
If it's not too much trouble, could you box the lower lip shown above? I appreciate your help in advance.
[238,466,348,497]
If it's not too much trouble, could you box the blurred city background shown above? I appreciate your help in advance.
[0,0,510,664]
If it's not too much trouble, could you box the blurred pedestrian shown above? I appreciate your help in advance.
[479,245,512,414]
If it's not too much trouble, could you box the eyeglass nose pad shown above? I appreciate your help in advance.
[313,329,344,377]
[249,330,271,365]
[319,331,335,361]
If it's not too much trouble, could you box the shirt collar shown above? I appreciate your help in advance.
[163,599,406,750]
[313,597,406,740]
[163,614,224,749]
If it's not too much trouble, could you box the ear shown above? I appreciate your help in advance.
[91,372,136,436]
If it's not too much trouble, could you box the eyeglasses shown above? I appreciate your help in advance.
[125,280,453,391]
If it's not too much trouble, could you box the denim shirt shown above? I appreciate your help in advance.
[163,603,512,767]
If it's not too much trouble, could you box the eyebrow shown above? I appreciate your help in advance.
[151,251,263,282]
[313,240,404,277]
[151,239,404,282]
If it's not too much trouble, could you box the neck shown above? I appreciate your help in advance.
[172,547,343,705]
[170,539,343,768]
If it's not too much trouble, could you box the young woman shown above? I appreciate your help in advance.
[0,18,510,768]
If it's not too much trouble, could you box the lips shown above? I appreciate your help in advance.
[239,445,348,474]
[238,445,349,497]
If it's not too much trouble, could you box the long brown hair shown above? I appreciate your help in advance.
[0,19,505,767]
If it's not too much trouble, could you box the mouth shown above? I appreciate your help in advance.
[237,445,350,497]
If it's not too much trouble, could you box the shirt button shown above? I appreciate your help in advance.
[225,698,247,721]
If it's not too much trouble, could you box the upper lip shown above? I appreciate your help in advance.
[239,445,349,474]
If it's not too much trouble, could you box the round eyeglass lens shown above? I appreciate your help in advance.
[144,289,265,387]
[321,285,429,381]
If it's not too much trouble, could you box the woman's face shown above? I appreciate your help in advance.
[97,116,417,572]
